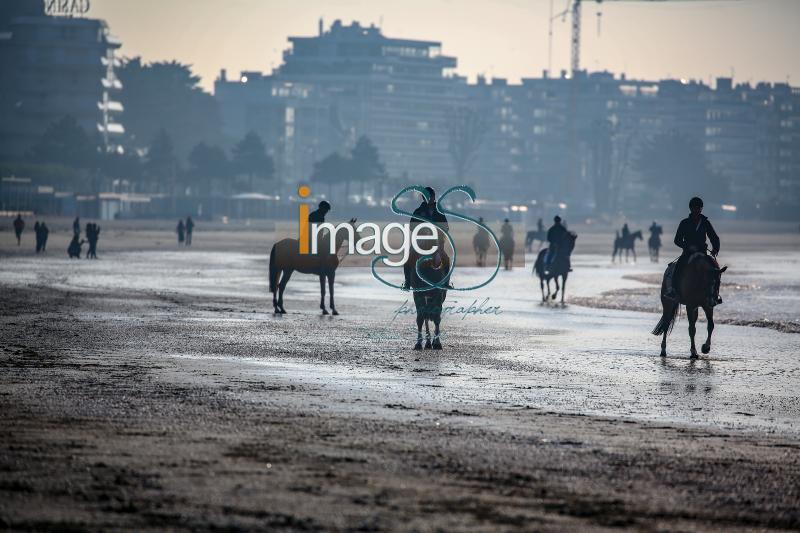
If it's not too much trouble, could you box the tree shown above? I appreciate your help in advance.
[446,105,487,181]
[188,142,229,195]
[587,119,613,214]
[232,131,274,192]
[634,130,729,211]
[349,135,386,198]
[145,128,177,193]
[117,58,223,165]
[311,152,349,200]
[28,115,96,169]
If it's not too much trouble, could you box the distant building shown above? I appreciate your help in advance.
[0,2,124,160]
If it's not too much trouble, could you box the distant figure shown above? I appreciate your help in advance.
[86,223,100,259]
[499,218,515,270]
[473,216,490,267]
[176,219,185,244]
[544,216,568,274]
[612,227,643,263]
[525,217,546,252]
[185,216,194,246]
[72,216,80,237]
[648,221,663,263]
[40,222,49,252]
[621,223,630,242]
[534,229,578,304]
[13,214,24,246]
[34,221,41,252]
[67,234,85,258]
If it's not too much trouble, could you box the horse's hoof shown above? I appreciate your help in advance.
[279,307,287,314]
[701,343,710,354]
[321,309,329,315]
[660,350,667,357]
[690,352,698,359]
[424,339,432,350]
[432,338,442,350]
[331,309,339,316]
[551,294,557,300]
[414,341,423,350]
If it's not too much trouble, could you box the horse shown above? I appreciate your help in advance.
[499,234,515,270]
[612,230,643,263]
[533,232,577,304]
[268,218,360,315]
[408,250,450,350]
[648,228,662,263]
[652,253,727,358]
[473,229,489,267]
[525,229,546,252]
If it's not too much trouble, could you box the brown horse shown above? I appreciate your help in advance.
[652,253,727,358]
[269,218,360,315]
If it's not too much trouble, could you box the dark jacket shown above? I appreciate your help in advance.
[410,201,448,227]
[308,209,327,224]
[674,214,720,255]
[547,223,568,247]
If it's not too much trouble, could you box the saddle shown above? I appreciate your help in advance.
[663,253,721,306]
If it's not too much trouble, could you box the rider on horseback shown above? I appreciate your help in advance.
[403,187,449,289]
[544,215,568,275]
[665,197,722,304]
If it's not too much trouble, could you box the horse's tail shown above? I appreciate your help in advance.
[269,243,278,293]
[652,299,680,336]
[533,249,546,277]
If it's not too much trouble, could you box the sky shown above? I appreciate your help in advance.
[88,0,800,93]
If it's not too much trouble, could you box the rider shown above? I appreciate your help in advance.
[665,196,721,303]
[404,187,449,289]
[308,200,331,252]
[621,223,630,242]
[544,215,568,274]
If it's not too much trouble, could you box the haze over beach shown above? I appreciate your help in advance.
[1,0,800,530]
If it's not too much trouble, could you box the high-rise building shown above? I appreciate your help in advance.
[0,2,124,160]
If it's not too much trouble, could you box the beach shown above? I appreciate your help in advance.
[1,219,799,530]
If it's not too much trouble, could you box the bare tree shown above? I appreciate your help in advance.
[446,106,487,181]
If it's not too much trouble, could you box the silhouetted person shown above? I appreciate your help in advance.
[13,214,24,246]
[72,216,80,237]
[176,219,185,244]
[185,216,194,246]
[307,201,330,252]
[544,215,567,274]
[665,196,721,302]
[536,217,544,235]
[34,221,41,252]
[501,218,514,241]
[621,223,630,242]
[40,222,49,252]
[86,223,100,259]
[67,234,85,258]
[405,187,448,288]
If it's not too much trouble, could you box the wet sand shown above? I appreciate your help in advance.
[1,222,800,530]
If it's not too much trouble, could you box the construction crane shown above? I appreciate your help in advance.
[551,0,734,76]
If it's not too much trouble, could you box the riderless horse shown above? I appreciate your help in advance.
[612,230,643,263]
[652,252,727,358]
[269,218,361,315]
[533,232,577,304]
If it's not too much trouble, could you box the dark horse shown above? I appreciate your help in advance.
[612,230,643,263]
[648,227,663,263]
[525,229,546,252]
[473,228,489,267]
[408,250,450,350]
[652,253,727,358]
[533,232,577,304]
[269,219,360,315]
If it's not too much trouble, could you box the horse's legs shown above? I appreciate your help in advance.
[632,246,637,263]
[319,274,328,315]
[551,277,559,300]
[432,315,442,350]
[272,270,281,312]
[687,306,699,358]
[414,314,424,350]
[277,269,292,313]
[701,305,714,354]
[540,276,546,302]
[560,273,567,304]
[328,272,338,315]
[424,318,432,349]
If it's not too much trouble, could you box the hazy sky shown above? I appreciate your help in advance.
[89,0,799,93]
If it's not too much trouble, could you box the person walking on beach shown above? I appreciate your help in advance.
[185,216,194,246]
[13,214,24,246]
[40,222,49,252]
[176,219,185,245]
[86,223,100,259]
